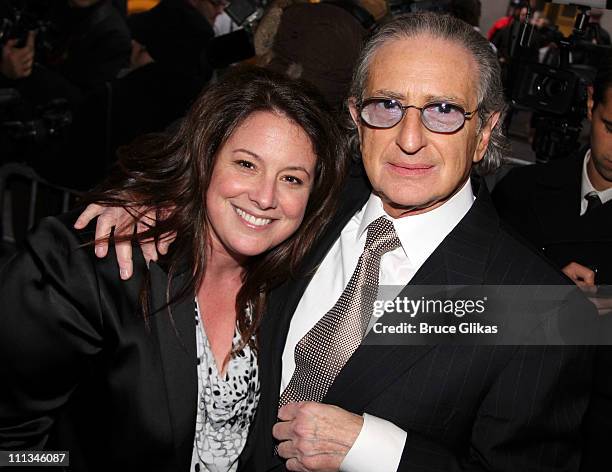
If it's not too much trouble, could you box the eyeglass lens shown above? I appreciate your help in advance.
[360,99,468,133]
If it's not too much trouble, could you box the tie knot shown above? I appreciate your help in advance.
[585,192,602,214]
[364,217,401,256]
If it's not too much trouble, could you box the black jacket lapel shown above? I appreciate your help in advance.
[149,263,197,472]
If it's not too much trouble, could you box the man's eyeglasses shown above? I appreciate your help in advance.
[358,98,478,133]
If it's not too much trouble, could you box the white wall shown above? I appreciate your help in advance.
[601,9,612,34]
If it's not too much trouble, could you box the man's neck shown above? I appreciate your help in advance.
[587,156,612,192]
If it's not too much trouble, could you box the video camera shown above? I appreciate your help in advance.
[507,1,612,163]
[0,87,72,164]
[0,0,57,51]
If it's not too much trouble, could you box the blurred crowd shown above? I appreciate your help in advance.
[0,0,610,192]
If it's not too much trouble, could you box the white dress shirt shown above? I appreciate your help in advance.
[280,179,475,472]
[580,149,612,215]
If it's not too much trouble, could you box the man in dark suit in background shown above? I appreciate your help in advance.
[492,66,612,472]
[493,66,612,312]
[241,13,598,472]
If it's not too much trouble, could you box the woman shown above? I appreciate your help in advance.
[0,67,346,472]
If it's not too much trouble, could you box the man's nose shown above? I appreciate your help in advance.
[250,176,278,210]
[395,108,426,155]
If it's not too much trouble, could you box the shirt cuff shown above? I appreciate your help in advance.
[340,413,407,472]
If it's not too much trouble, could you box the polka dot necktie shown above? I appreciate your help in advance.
[279,216,401,406]
[585,192,602,215]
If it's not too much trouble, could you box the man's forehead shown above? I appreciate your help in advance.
[364,35,479,106]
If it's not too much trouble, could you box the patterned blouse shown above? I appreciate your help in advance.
[190,301,260,472]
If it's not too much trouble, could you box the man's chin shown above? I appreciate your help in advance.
[379,194,443,218]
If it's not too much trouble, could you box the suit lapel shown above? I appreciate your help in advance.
[324,182,499,410]
[149,263,197,471]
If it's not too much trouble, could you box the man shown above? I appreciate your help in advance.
[492,69,612,472]
[493,66,612,310]
[486,0,527,41]
[586,8,611,46]
[127,0,225,78]
[240,13,597,472]
[1,32,36,82]
[49,0,131,92]
[262,1,370,109]
[105,0,226,151]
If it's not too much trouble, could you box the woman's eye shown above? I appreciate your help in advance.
[236,160,255,169]
[282,175,303,185]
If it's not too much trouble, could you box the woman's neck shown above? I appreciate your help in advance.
[204,244,245,283]
[197,245,245,376]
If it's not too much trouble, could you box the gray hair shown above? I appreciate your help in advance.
[349,12,508,175]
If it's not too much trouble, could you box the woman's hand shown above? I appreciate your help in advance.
[74,204,174,280]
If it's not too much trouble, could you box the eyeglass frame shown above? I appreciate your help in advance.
[356,97,480,134]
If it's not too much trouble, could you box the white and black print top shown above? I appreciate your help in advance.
[190,300,260,472]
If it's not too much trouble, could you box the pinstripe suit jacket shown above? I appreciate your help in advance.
[240,165,597,472]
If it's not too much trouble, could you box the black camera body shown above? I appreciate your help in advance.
[507,3,611,162]
[0,1,56,51]
[0,87,72,166]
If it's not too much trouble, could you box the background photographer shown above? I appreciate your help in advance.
[0,0,130,186]
[1,30,34,80]
[45,0,131,93]
[493,65,612,314]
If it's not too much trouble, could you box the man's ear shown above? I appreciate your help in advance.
[348,98,363,140]
[587,85,594,122]
[473,111,501,163]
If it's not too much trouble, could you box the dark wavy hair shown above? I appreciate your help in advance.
[88,67,347,351]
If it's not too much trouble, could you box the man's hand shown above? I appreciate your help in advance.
[130,40,154,71]
[562,261,612,315]
[74,204,175,280]
[273,402,364,472]
[1,32,36,80]
[562,261,597,293]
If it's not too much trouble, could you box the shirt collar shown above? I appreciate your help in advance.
[581,149,612,214]
[357,178,475,267]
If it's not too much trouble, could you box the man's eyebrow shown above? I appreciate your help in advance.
[602,117,612,127]
[368,90,468,106]
[422,94,468,106]
[370,89,406,100]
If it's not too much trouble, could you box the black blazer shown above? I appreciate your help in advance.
[240,167,599,471]
[492,150,612,284]
[0,214,199,471]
